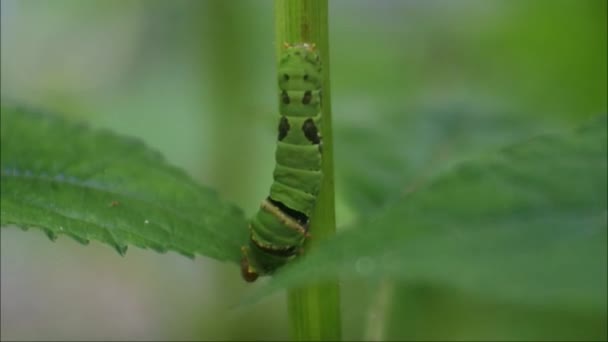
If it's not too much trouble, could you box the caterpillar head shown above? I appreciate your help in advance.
[279,42,322,90]
[282,42,320,65]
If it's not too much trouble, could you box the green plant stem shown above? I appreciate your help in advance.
[365,279,395,341]
[275,0,342,340]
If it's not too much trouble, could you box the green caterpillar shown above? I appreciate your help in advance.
[241,43,323,282]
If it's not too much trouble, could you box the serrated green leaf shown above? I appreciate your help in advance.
[259,115,608,312]
[0,104,248,262]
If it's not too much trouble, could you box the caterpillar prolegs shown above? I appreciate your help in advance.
[241,43,323,282]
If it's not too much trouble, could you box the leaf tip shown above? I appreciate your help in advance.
[177,250,196,259]
[65,232,90,246]
[44,228,58,241]
[115,244,128,256]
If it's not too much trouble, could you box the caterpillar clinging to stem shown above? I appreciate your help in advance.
[241,42,323,282]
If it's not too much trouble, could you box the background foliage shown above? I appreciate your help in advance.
[1,0,606,340]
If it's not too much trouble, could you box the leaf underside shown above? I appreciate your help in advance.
[1,104,248,263]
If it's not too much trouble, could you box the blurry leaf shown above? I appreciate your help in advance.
[259,115,607,312]
[0,104,248,262]
[332,0,607,221]
[335,106,563,215]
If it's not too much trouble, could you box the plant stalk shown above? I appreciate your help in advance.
[275,0,342,340]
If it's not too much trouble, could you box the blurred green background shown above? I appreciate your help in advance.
[1,0,606,340]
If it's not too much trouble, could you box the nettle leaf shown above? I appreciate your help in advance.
[262,115,607,312]
[0,104,248,262]
[335,106,564,217]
